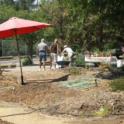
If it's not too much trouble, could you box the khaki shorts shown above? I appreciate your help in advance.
[50,53,57,63]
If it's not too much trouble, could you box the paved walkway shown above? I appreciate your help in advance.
[0,101,70,124]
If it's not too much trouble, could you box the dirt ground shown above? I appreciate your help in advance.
[0,119,13,124]
[0,66,124,124]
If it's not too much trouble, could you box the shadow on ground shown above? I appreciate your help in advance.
[25,74,70,85]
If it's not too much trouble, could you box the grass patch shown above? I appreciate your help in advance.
[95,106,110,117]
[110,77,124,91]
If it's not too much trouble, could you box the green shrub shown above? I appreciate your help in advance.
[95,106,110,117]
[21,56,33,66]
[92,47,100,53]
[110,77,124,91]
[74,53,85,67]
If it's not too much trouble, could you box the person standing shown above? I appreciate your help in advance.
[37,38,48,70]
[62,45,74,61]
[62,45,74,66]
[50,38,58,69]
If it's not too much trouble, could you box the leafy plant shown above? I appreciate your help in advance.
[110,77,124,91]
[92,47,100,53]
[74,53,85,67]
[95,106,110,117]
[21,56,33,66]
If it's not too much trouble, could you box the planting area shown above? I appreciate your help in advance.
[0,66,124,124]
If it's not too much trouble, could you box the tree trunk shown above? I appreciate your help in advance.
[96,23,104,51]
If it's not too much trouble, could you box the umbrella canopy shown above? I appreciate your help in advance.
[0,17,50,39]
[0,17,51,85]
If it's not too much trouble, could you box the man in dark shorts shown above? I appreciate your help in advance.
[37,38,48,70]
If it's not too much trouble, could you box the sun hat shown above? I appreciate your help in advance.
[41,38,45,42]
[64,45,67,48]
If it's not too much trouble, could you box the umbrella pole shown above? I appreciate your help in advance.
[15,35,24,85]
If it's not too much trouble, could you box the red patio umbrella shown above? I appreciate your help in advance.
[0,17,51,85]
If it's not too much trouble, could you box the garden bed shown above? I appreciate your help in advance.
[0,67,123,118]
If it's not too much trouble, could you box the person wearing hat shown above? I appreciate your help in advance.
[37,38,48,70]
[62,45,74,66]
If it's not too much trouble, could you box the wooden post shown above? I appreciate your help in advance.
[95,78,98,87]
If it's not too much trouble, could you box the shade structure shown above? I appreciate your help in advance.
[0,17,50,85]
[0,17,50,39]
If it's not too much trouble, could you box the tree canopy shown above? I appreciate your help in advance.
[0,0,124,56]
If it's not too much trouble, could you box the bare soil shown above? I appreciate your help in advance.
[0,66,124,124]
[0,119,13,124]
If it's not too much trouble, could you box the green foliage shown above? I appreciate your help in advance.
[21,56,33,66]
[110,77,124,91]
[0,5,16,20]
[103,42,116,51]
[0,0,124,56]
[95,106,110,117]
[1,39,27,56]
[92,47,100,53]
[14,0,34,10]
[0,0,15,6]
[74,53,85,67]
